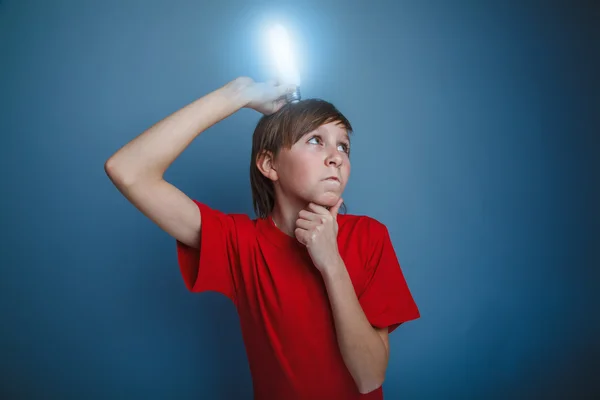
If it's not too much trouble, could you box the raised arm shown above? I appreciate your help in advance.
[104,77,294,248]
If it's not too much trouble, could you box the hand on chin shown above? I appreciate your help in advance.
[294,199,344,274]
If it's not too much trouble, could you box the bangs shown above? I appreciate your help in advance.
[285,114,352,148]
[254,99,353,155]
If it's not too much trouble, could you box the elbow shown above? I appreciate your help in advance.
[104,159,125,188]
[104,157,122,181]
[104,157,162,188]
[104,157,140,188]
[357,375,385,395]
[104,157,115,177]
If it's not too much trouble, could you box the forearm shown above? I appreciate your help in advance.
[322,260,388,394]
[105,78,249,184]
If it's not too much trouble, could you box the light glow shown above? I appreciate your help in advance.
[267,24,301,86]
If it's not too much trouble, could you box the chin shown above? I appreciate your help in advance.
[312,192,342,207]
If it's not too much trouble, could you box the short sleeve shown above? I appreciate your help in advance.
[358,221,420,334]
[176,200,239,304]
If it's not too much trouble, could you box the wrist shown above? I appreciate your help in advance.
[222,77,252,108]
[321,256,347,282]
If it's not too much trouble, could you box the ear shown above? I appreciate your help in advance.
[256,150,279,182]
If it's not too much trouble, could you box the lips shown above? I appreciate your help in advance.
[324,176,340,182]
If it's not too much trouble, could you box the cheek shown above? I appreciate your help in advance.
[291,158,317,182]
[279,153,314,182]
[292,151,317,170]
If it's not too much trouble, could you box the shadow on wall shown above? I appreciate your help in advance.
[123,172,255,398]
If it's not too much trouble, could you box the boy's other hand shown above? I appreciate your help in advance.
[295,199,345,275]
[232,76,297,115]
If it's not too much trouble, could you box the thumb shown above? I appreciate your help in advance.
[280,84,297,97]
[330,198,343,218]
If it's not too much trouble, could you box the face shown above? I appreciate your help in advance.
[270,122,351,208]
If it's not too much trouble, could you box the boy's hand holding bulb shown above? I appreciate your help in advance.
[227,76,298,116]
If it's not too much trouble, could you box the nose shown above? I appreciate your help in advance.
[325,148,343,168]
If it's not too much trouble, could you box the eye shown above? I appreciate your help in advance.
[308,136,321,145]
[338,142,350,153]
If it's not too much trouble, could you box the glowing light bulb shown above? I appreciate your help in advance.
[268,24,301,103]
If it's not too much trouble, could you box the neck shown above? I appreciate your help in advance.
[270,199,306,238]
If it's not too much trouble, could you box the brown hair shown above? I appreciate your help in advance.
[250,98,353,218]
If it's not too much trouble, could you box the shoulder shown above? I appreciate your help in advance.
[337,213,391,261]
[336,213,397,291]
[228,212,260,236]
[338,213,388,237]
[192,200,258,239]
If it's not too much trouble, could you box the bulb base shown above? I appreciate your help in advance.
[286,87,301,103]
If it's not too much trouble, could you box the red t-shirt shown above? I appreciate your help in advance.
[176,201,420,399]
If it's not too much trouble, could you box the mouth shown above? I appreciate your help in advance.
[324,176,340,182]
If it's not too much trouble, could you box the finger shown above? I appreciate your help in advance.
[307,203,330,215]
[295,218,317,230]
[330,198,344,218]
[279,83,297,98]
[271,98,288,114]
[295,228,308,245]
[298,209,321,221]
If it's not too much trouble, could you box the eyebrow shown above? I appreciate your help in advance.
[312,126,351,143]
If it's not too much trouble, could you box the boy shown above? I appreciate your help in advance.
[105,76,420,399]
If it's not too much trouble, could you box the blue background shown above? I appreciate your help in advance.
[1,0,598,398]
